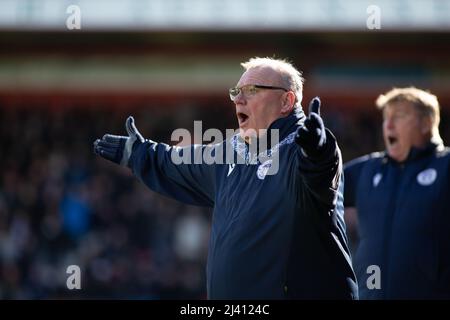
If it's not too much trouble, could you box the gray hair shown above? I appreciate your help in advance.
[241,57,304,112]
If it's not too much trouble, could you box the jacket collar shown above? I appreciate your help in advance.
[385,141,443,164]
[251,109,306,151]
[266,109,305,141]
[231,110,305,164]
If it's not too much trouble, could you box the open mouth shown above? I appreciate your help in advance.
[388,136,398,145]
[237,112,249,125]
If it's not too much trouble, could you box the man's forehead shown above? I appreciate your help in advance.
[384,101,417,114]
[237,66,282,86]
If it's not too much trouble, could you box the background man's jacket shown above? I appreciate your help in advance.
[345,143,450,299]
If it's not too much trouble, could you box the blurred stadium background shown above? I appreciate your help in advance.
[1,0,450,299]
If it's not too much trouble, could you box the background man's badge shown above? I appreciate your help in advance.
[417,168,437,186]
[373,173,382,187]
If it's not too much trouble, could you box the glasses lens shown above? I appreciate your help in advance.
[229,87,240,101]
[246,85,257,95]
[229,85,261,101]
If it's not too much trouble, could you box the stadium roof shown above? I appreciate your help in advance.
[1,0,450,31]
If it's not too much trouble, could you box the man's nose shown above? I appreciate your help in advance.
[385,118,395,129]
[234,91,246,105]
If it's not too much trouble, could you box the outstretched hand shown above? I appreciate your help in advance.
[93,116,144,167]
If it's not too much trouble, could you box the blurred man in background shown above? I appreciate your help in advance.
[344,87,450,299]
[94,57,357,299]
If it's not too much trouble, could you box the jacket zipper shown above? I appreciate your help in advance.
[382,163,404,298]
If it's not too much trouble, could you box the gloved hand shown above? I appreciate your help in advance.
[93,116,144,167]
[295,97,327,158]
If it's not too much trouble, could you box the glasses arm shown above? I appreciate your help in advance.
[254,85,288,92]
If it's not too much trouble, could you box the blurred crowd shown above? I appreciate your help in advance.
[0,105,213,299]
[0,102,448,299]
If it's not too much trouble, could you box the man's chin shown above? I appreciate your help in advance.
[387,148,407,162]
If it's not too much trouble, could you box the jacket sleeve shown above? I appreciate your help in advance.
[128,139,216,207]
[343,154,371,207]
[436,156,450,296]
[297,128,342,209]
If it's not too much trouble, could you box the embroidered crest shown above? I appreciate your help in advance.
[373,173,382,187]
[417,168,437,186]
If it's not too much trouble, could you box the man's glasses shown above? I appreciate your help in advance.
[229,84,288,102]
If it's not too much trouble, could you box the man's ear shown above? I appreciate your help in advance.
[281,91,296,115]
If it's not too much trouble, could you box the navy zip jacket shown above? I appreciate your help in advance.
[129,112,358,299]
[344,142,450,299]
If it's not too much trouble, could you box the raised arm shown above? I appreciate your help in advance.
[295,97,342,209]
[94,116,216,207]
